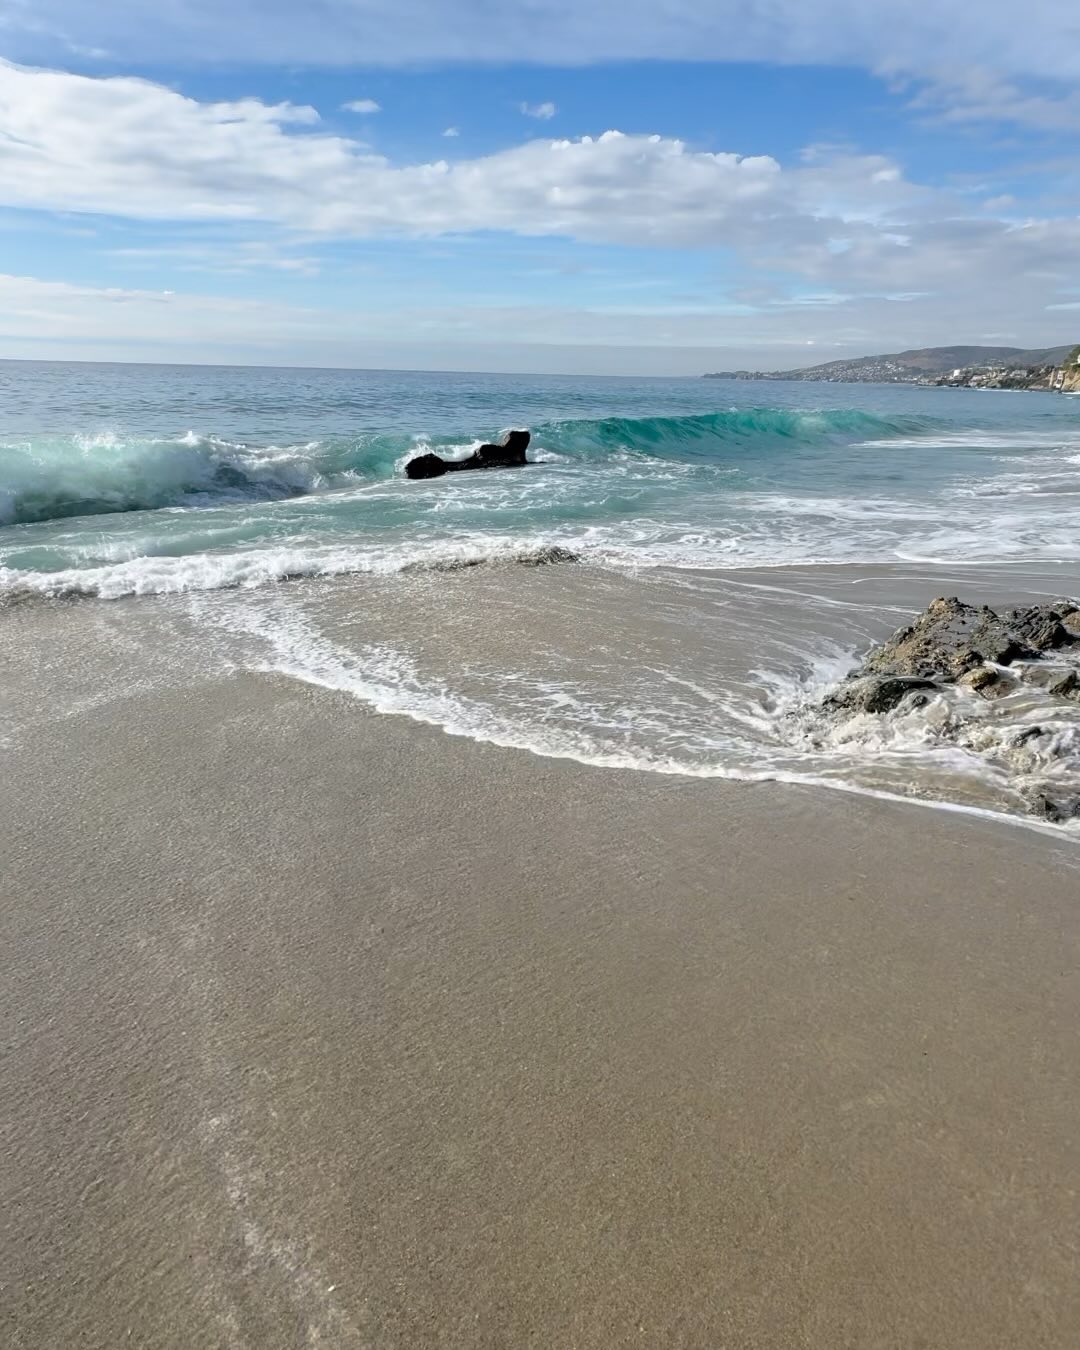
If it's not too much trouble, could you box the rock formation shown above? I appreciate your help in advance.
[406,430,532,479]
[807,597,1080,821]
[860,596,1075,681]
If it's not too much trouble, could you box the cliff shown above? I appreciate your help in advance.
[1061,366,1080,393]
[705,343,1077,385]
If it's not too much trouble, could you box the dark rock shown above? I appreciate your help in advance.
[858,596,1080,681]
[1022,789,1080,824]
[825,674,941,715]
[516,545,580,567]
[1000,604,1074,653]
[471,429,531,468]
[1020,665,1058,690]
[406,429,531,479]
[790,597,1080,826]
[404,451,449,479]
[1049,671,1080,702]
[861,597,1019,678]
[1019,664,1080,700]
[958,667,1015,698]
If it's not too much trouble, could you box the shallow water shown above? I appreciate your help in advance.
[2,359,1078,827]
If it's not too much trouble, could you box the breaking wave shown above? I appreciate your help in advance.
[538,407,940,460]
[0,409,943,527]
[0,431,407,526]
[0,540,583,603]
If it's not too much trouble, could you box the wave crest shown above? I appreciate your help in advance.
[0,432,411,527]
[541,407,939,460]
[0,408,944,527]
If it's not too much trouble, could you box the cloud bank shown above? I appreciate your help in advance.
[0,59,1077,369]
[1,60,1076,294]
[1,0,1078,80]
[0,60,941,250]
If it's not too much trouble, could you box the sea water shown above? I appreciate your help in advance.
[2,359,1079,827]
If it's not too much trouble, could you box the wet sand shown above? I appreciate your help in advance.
[2,619,1079,1349]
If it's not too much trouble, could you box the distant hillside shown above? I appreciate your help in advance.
[705,344,1076,384]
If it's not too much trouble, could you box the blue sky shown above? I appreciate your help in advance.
[0,1,1078,373]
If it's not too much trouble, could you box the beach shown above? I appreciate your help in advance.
[3,364,1080,1346]
[3,581,1079,1348]
[4,0,1080,1333]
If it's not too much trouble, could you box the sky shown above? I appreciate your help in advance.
[0,1,1078,374]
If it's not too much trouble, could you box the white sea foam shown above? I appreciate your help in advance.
[5,487,1080,598]
[193,595,1080,839]
[0,535,590,600]
[856,431,1079,451]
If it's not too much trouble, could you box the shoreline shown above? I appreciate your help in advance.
[3,648,1079,1347]
[4,558,1080,836]
[705,377,1079,393]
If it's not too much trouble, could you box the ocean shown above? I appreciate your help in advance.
[3,358,1079,828]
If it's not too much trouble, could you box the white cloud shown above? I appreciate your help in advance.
[2,2,1078,80]
[0,61,922,251]
[1,62,1078,368]
[442,126,459,137]
[520,101,556,120]
[342,98,381,114]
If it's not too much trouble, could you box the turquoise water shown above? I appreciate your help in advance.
[3,359,1080,828]
[2,360,1079,597]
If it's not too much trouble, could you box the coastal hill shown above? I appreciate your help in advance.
[706,344,1076,384]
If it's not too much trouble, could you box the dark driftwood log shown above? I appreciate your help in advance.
[406,430,531,479]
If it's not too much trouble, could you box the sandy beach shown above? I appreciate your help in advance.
[4,2,1080,1340]
[2,591,1079,1348]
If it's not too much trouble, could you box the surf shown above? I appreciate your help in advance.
[0,431,411,527]
[0,408,946,528]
